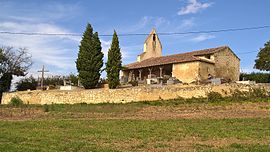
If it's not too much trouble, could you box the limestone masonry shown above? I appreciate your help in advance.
[2,84,269,105]
[122,29,240,84]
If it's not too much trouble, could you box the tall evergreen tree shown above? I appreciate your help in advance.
[254,41,270,72]
[106,31,122,89]
[76,23,103,89]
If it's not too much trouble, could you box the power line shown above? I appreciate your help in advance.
[157,25,270,36]
[0,25,269,37]
[0,31,81,36]
[238,50,258,55]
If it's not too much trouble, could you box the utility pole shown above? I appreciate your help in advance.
[37,65,49,90]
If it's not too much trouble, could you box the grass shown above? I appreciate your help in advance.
[4,96,268,113]
[1,89,270,151]
[195,143,270,152]
[0,118,270,151]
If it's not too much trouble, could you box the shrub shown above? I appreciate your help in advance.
[207,91,223,102]
[249,88,269,98]
[230,89,246,100]
[79,102,87,105]
[16,76,37,91]
[51,103,55,111]
[186,96,206,103]
[240,72,270,83]
[9,96,24,106]
[43,104,49,112]
[129,80,138,86]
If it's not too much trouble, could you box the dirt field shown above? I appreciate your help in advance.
[1,101,270,120]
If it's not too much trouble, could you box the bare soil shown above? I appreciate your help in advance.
[1,102,270,121]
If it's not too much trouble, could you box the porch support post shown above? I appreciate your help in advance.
[139,69,143,81]
[129,70,134,81]
[132,70,135,81]
[78,79,81,87]
[148,68,152,79]
[159,67,163,78]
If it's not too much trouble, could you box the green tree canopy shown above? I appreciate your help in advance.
[106,31,122,89]
[254,41,270,71]
[16,76,38,91]
[76,23,103,89]
[15,74,78,91]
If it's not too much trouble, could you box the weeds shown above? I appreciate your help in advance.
[43,104,49,112]
[129,80,138,86]
[139,87,270,106]
[3,88,270,112]
[249,88,269,98]
[9,97,24,107]
[207,92,223,102]
[230,88,270,102]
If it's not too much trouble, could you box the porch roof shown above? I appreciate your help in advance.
[124,46,226,70]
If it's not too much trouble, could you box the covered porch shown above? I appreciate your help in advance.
[121,64,173,84]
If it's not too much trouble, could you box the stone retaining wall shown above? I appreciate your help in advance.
[2,84,269,105]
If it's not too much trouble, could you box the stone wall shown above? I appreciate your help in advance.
[2,84,268,105]
[214,47,240,81]
[172,62,199,83]
[137,29,162,62]
[198,62,215,81]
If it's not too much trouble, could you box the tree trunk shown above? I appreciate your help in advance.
[0,73,13,103]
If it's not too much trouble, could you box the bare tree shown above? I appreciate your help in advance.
[0,47,32,77]
[0,47,32,103]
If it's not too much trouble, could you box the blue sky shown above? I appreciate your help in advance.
[0,0,269,79]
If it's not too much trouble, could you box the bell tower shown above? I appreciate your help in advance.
[137,28,162,62]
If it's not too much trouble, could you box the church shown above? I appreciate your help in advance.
[121,29,240,84]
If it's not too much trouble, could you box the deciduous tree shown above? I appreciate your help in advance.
[254,41,270,72]
[0,47,32,102]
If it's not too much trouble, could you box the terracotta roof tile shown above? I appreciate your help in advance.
[124,46,227,70]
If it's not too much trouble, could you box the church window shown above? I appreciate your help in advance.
[153,34,156,41]
[205,54,211,59]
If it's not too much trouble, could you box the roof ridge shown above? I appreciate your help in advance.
[124,46,230,69]
[162,46,228,58]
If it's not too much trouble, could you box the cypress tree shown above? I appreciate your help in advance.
[106,31,122,89]
[76,23,103,89]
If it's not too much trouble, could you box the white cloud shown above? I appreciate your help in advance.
[101,39,137,62]
[0,2,80,23]
[0,21,129,75]
[0,1,84,87]
[176,18,195,31]
[0,1,84,76]
[178,0,213,15]
[0,1,136,85]
[240,67,261,74]
[100,39,111,60]
[116,16,172,34]
[0,22,78,69]
[190,34,215,42]
[120,16,196,37]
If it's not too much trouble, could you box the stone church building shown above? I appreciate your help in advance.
[121,29,240,83]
